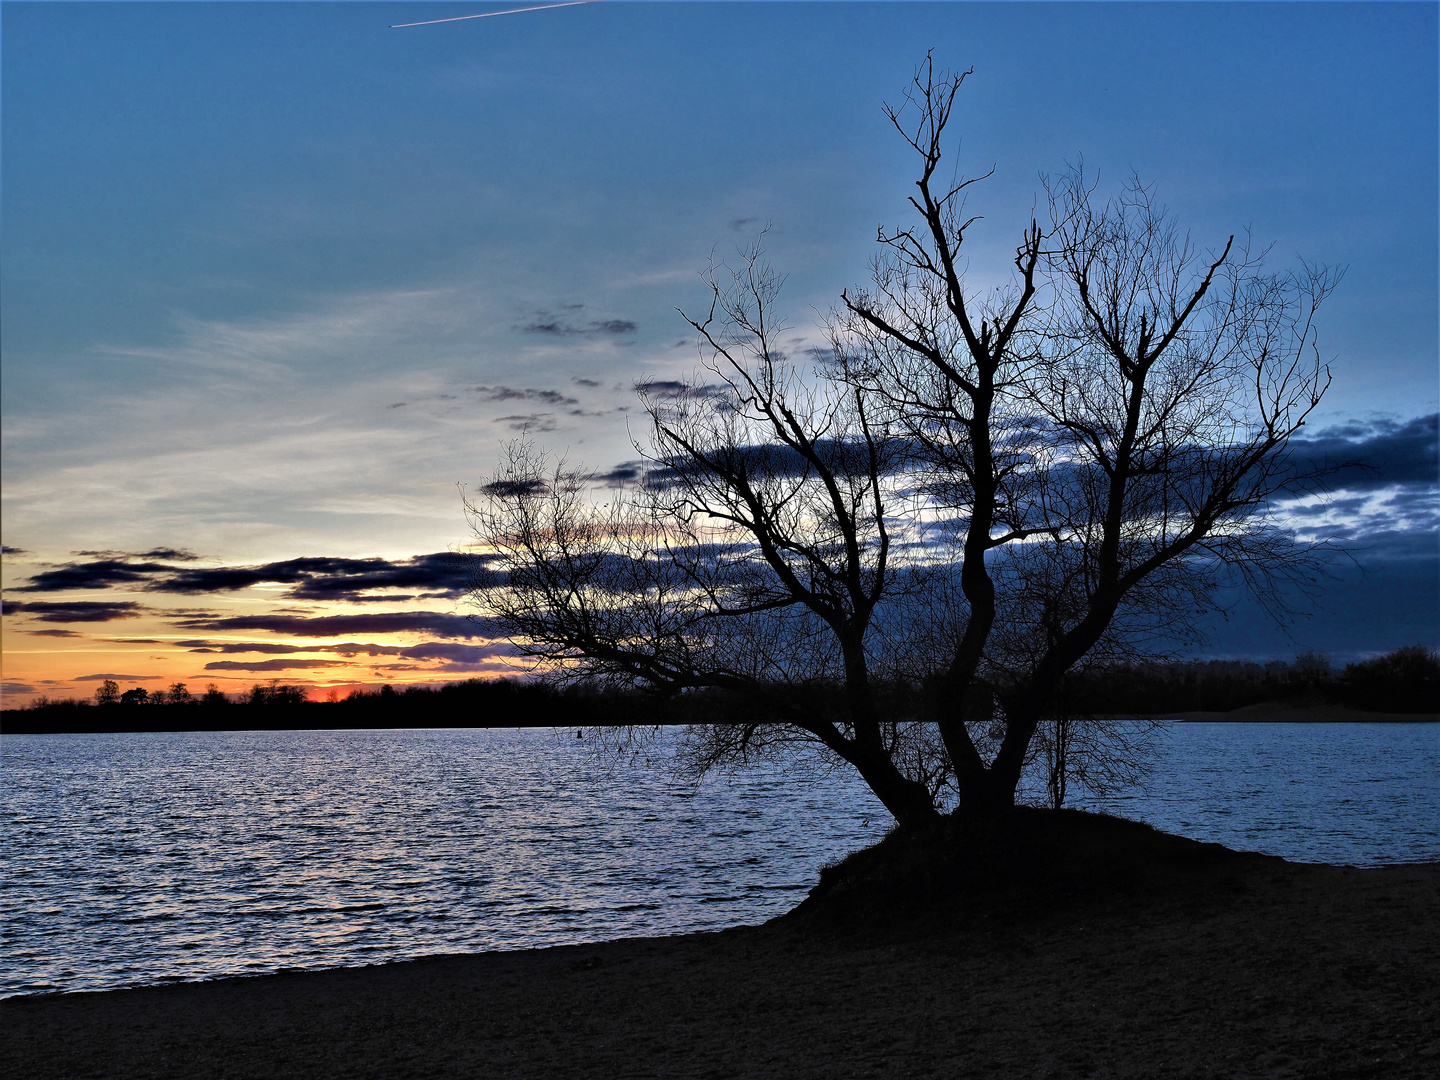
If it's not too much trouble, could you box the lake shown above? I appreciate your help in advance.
[2,722,1436,997]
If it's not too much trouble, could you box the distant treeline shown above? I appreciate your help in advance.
[3,647,1435,735]
[1,678,667,735]
[1060,646,1439,716]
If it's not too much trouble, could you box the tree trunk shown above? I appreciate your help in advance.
[850,746,941,827]
[954,767,1019,812]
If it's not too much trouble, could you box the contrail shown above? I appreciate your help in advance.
[391,1,594,28]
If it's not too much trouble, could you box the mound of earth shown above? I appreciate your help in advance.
[787,807,1283,929]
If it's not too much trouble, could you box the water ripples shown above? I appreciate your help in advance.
[1,728,885,996]
[2,722,1437,997]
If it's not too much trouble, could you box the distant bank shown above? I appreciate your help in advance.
[4,646,1436,734]
[1,679,656,735]
[3,702,1435,736]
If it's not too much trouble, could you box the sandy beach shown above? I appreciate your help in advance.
[4,817,1438,1080]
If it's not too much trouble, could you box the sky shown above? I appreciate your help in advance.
[2,1,1437,705]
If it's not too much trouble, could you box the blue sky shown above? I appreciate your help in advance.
[2,2,1436,699]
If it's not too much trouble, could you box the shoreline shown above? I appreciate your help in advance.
[5,853,1437,1078]
[5,703,1436,736]
[1166,702,1439,723]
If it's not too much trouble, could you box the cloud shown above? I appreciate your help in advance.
[386,641,508,665]
[12,551,487,603]
[74,673,151,681]
[1,546,28,556]
[202,659,355,672]
[12,558,182,593]
[1344,528,1440,566]
[173,610,495,639]
[3,600,147,622]
[593,462,646,486]
[480,477,547,498]
[138,548,201,562]
[27,628,83,638]
[74,548,200,561]
[1289,414,1438,491]
[2,682,37,695]
[94,284,474,380]
[176,552,484,602]
[182,641,308,654]
[634,380,731,408]
[636,379,726,401]
[571,377,602,388]
[473,385,580,407]
[519,313,637,337]
[494,414,558,432]
[175,638,511,671]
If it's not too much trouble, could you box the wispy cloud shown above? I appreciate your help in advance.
[1276,413,1438,539]
[592,461,647,486]
[473,385,580,407]
[3,600,148,622]
[173,610,494,639]
[10,551,488,602]
[635,379,731,403]
[1288,414,1438,492]
[13,558,183,593]
[494,413,558,432]
[519,309,638,337]
[202,658,355,672]
[94,286,477,381]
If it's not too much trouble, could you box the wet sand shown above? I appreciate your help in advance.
[3,850,1437,1079]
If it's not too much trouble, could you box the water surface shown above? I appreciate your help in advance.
[2,722,1435,997]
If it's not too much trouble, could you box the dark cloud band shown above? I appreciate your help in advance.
[174,611,495,639]
[3,600,147,622]
[10,551,489,600]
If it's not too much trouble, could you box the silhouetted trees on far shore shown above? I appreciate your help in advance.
[1060,646,1438,716]
[2,647,1435,735]
[2,677,663,733]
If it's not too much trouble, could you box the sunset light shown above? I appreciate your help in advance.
[2,5,1436,1075]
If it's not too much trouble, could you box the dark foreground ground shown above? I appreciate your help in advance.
[4,816,1438,1079]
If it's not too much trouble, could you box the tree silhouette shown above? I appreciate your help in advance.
[470,58,1338,822]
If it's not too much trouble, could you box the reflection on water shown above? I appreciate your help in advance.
[1,722,1436,997]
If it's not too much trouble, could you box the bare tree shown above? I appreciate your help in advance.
[469,57,1338,822]
[468,252,942,825]
[835,57,1338,808]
